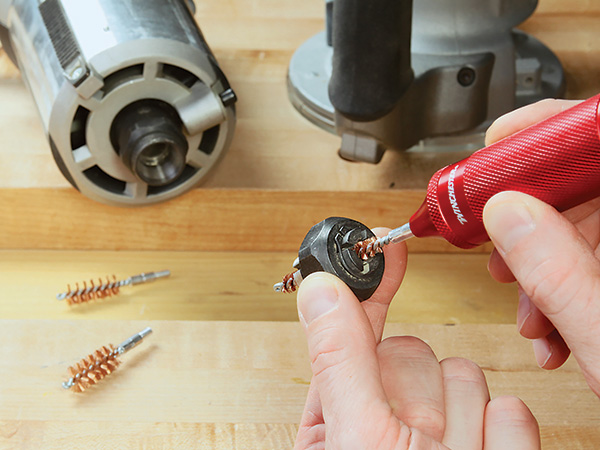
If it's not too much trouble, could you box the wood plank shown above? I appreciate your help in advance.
[195,0,323,19]
[0,321,597,449]
[533,0,600,15]
[0,188,497,253]
[0,422,597,450]
[0,250,517,323]
[0,4,598,448]
[0,422,299,450]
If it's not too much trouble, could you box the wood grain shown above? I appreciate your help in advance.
[0,3,597,448]
[0,188,497,253]
[1,422,598,450]
[0,250,517,323]
[0,320,598,449]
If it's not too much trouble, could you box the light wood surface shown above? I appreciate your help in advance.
[0,1,598,448]
[0,250,517,323]
[0,320,598,449]
[0,188,496,253]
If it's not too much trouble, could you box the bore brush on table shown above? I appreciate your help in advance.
[56,270,170,305]
[62,327,152,393]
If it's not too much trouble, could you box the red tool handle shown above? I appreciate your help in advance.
[409,94,600,249]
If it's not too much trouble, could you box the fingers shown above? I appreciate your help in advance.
[485,99,582,146]
[363,228,408,342]
[516,287,555,339]
[378,336,445,441]
[488,254,557,340]
[490,272,566,369]
[295,230,407,449]
[483,191,600,395]
[483,396,541,450]
[296,272,395,447]
[294,382,325,450]
[532,329,571,370]
[440,358,490,450]
[487,249,516,283]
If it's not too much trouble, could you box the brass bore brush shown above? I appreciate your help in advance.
[56,270,170,305]
[62,327,152,392]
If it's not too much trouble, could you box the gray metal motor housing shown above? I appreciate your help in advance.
[0,0,236,206]
[288,0,565,163]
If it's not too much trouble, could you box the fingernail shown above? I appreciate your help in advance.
[297,274,339,325]
[517,288,532,333]
[484,197,536,255]
[533,337,553,368]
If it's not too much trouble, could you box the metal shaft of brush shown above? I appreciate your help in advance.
[354,223,414,260]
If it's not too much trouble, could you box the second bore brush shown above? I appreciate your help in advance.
[56,270,170,305]
[63,327,152,393]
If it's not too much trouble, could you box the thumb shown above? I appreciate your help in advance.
[297,273,400,448]
[483,191,600,395]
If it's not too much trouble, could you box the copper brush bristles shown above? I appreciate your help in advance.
[274,242,382,294]
[274,240,380,293]
[63,328,152,393]
[279,272,299,293]
[60,275,120,305]
[354,236,385,260]
[56,270,171,305]
[274,223,415,293]
[64,344,121,392]
[273,257,304,294]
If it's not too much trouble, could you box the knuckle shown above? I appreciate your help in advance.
[308,324,348,379]
[525,258,566,308]
[377,336,435,359]
[535,98,557,108]
[400,404,445,438]
[310,348,346,379]
[523,252,594,316]
[441,357,485,382]
[486,396,539,429]
[441,358,489,396]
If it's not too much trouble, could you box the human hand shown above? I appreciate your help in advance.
[294,230,540,449]
[483,99,600,397]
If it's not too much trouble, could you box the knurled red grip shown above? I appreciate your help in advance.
[409,94,600,249]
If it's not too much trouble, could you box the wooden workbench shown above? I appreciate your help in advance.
[1,1,599,448]
[1,320,598,449]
